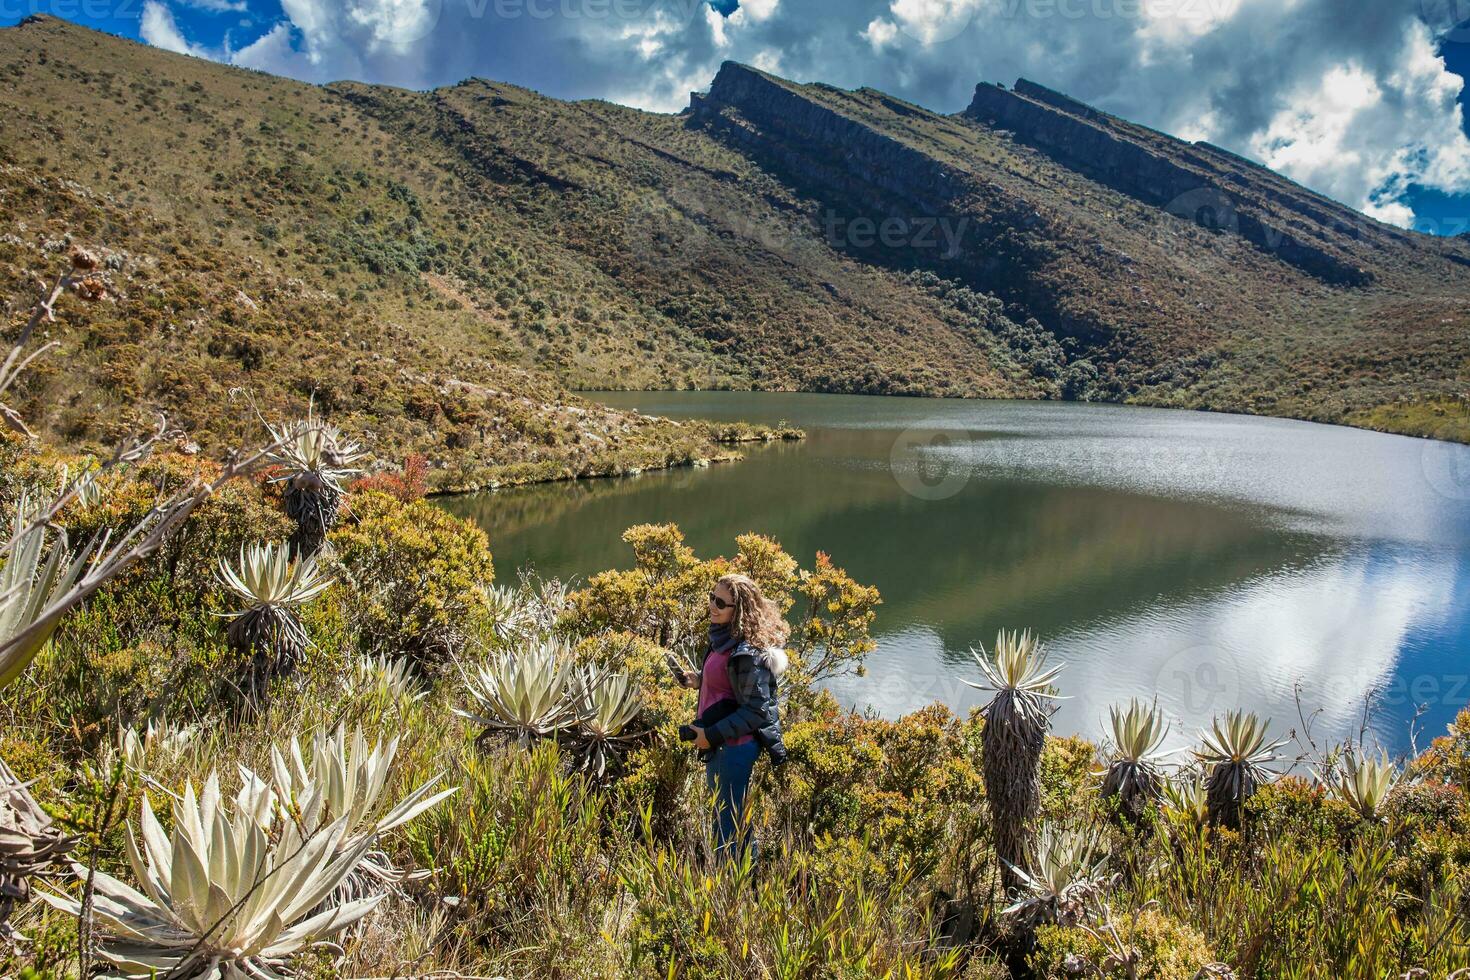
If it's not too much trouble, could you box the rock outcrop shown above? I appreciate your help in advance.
[691,63,966,214]
[688,62,1101,341]
[964,80,1374,286]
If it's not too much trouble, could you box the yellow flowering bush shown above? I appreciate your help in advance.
[786,550,882,686]
[328,490,494,666]
[565,524,881,687]
[565,523,727,649]
[1032,908,1217,979]
[772,705,985,885]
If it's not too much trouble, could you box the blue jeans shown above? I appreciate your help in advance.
[705,740,760,863]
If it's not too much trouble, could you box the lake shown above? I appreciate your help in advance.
[440,393,1470,756]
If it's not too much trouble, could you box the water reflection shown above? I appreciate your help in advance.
[834,547,1467,755]
[441,394,1470,755]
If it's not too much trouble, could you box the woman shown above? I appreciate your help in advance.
[678,573,789,862]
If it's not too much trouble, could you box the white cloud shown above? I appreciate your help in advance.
[710,0,781,51]
[706,5,729,47]
[1246,21,1470,225]
[736,0,780,22]
[177,0,247,12]
[345,0,439,51]
[750,47,783,73]
[1364,199,1417,227]
[1137,0,1242,43]
[140,0,209,57]
[177,0,248,13]
[888,0,980,45]
[1250,65,1380,190]
[862,17,899,51]
[231,21,298,71]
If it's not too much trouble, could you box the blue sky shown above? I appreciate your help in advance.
[11,0,1470,233]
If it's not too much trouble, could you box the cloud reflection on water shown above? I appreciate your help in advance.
[828,545,1465,756]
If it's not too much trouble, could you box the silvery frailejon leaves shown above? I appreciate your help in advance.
[40,774,381,980]
[265,413,366,558]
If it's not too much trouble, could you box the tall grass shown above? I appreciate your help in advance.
[4,440,1470,979]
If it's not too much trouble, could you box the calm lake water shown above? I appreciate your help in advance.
[440,393,1470,755]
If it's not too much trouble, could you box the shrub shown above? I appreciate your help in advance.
[1032,908,1216,979]
[1408,707,1470,787]
[771,706,985,886]
[349,453,428,503]
[56,453,292,609]
[328,490,494,667]
[564,524,880,686]
[565,523,724,649]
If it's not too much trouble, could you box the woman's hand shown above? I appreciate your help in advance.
[691,725,711,750]
[678,669,699,690]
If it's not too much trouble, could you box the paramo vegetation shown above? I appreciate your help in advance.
[7,266,1470,980]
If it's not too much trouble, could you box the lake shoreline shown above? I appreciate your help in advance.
[428,425,803,499]
[570,386,1470,448]
[440,391,1470,756]
[434,390,1465,501]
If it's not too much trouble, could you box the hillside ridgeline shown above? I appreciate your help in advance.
[1,15,1466,483]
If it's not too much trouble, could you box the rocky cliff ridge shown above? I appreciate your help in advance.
[965,80,1377,285]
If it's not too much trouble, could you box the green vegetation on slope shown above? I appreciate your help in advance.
[0,161,803,491]
[3,15,1462,457]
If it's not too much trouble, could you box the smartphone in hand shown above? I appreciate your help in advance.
[664,651,692,687]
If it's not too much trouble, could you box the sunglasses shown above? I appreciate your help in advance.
[708,592,733,611]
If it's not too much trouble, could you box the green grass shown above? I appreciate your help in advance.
[1349,396,1470,443]
[7,459,1470,978]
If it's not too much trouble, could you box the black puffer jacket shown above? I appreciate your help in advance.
[701,641,788,758]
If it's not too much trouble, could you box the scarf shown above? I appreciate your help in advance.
[708,621,738,653]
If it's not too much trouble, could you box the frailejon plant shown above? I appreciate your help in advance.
[1159,771,1210,829]
[216,541,334,695]
[1003,822,1111,929]
[1097,699,1170,822]
[963,628,1064,893]
[0,493,93,930]
[1192,710,1287,829]
[0,763,74,935]
[262,725,456,899]
[459,639,581,748]
[1320,750,1398,822]
[118,718,199,771]
[0,493,98,689]
[486,583,537,646]
[266,412,366,557]
[347,653,426,706]
[41,774,381,979]
[569,666,644,779]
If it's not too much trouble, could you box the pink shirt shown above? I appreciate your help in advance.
[698,645,753,746]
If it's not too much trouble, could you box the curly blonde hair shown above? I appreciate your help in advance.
[718,573,790,649]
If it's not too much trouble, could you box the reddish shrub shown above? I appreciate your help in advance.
[349,453,429,503]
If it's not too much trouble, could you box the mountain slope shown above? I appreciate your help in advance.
[1,15,1466,455]
[688,63,1470,432]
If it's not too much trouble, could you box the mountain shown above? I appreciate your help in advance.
[0,15,1465,484]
